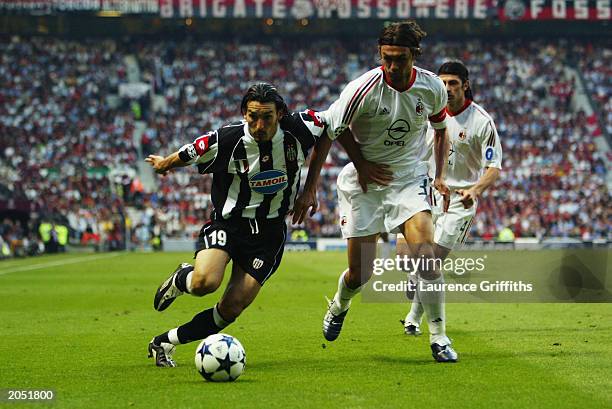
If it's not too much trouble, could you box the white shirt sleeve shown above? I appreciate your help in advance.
[480,120,503,170]
[319,71,382,140]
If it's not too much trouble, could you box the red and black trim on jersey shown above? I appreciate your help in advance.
[305,109,323,127]
[447,99,472,117]
[285,110,325,159]
[179,131,219,171]
[193,133,212,155]
[428,108,447,124]
[341,71,383,126]
[381,66,417,92]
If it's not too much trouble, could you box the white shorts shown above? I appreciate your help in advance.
[337,163,431,239]
[431,189,477,250]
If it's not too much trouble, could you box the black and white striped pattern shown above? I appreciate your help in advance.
[181,111,324,222]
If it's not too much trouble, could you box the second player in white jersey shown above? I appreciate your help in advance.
[426,99,502,191]
[424,97,503,249]
[400,60,502,338]
[427,75,502,249]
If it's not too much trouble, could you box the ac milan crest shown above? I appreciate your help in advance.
[415,98,424,116]
[458,130,467,141]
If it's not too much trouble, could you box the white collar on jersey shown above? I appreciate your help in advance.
[243,122,283,144]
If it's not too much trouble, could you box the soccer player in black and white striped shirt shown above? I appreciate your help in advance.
[145,83,328,367]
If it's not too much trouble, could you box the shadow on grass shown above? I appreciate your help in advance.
[451,326,612,335]
[372,355,447,365]
[185,378,258,385]
[372,346,596,365]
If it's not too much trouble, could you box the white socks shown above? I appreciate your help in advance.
[185,271,194,293]
[168,328,180,345]
[417,275,449,346]
[405,278,424,326]
[331,269,361,315]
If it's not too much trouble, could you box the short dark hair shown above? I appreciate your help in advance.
[241,82,288,117]
[378,20,427,57]
[438,60,473,100]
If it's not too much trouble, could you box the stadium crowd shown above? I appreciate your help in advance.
[0,35,609,255]
[0,36,136,253]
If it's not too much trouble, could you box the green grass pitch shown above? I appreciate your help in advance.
[0,251,610,408]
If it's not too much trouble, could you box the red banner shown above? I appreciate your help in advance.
[0,0,609,19]
[499,0,611,20]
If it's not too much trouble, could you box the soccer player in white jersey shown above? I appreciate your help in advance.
[399,60,503,336]
[293,21,458,362]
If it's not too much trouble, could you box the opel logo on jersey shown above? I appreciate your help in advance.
[249,170,288,194]
[386,119,410,140]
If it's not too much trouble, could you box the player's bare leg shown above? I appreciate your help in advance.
[190,249,231,295]
[400,211,457,362]
[323,234,378,341]
[216,263,262,323]
[153,248,230,311]
[148,249,230,367]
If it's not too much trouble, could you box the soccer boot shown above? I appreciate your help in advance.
[322,298,349,342]
[148,338,177,367]
[400,320,422,336]
[153,263,191,311]
[431,343,458,363]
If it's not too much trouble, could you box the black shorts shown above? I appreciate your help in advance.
[195,217,287,285]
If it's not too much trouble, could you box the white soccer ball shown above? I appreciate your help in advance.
[194,333,246,382]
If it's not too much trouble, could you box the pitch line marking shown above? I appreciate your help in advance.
[0,253,123,276]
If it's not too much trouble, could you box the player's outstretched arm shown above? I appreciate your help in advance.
[337,129,393,193]
[292,134,332,225]
[457,167,500,209]
[433,127,451,212]
[145,152,189,176]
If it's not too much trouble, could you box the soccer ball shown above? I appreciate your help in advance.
[194,333,246,382]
